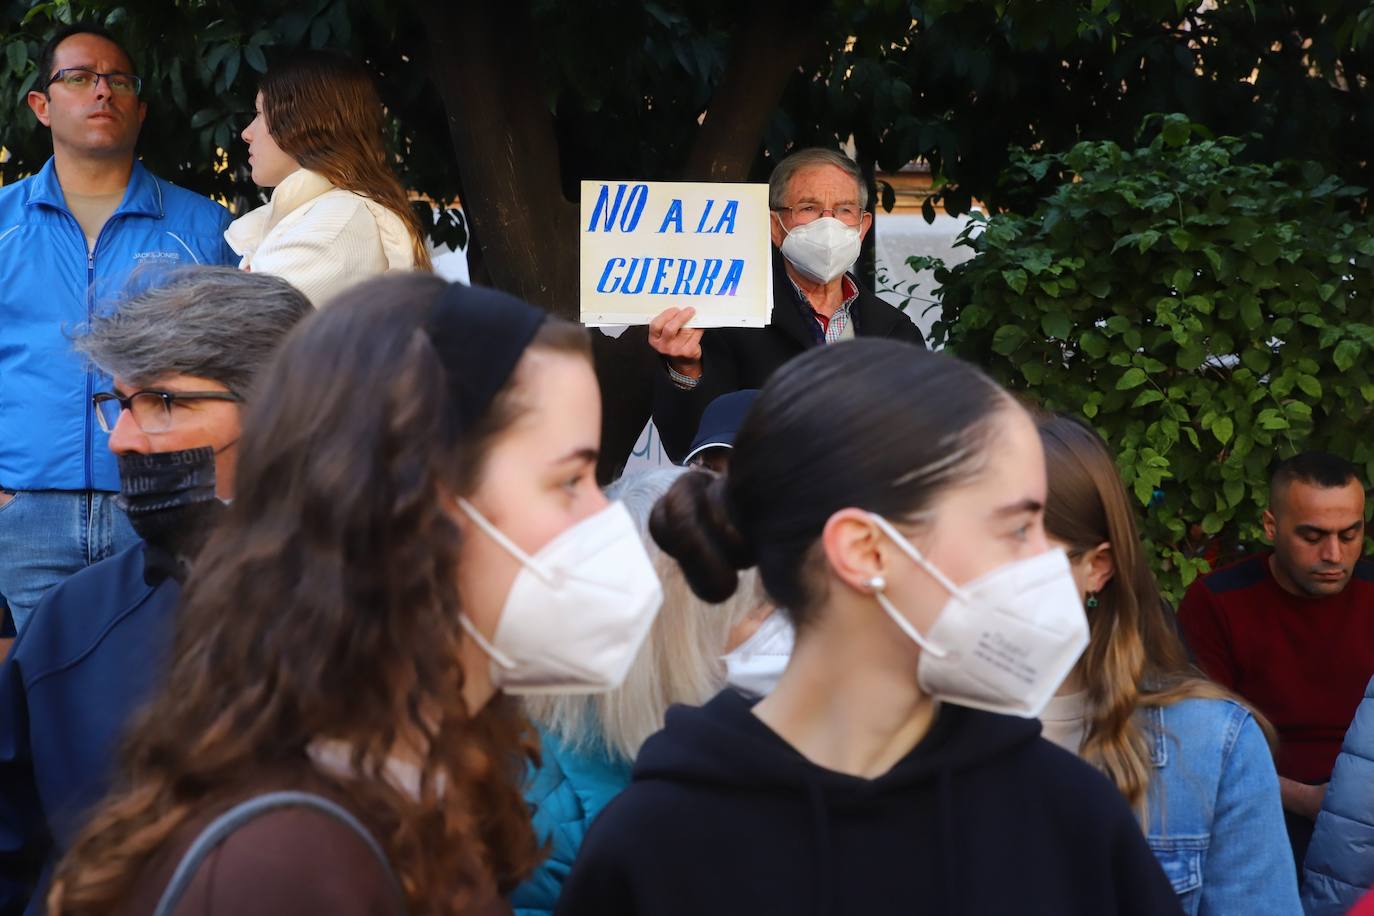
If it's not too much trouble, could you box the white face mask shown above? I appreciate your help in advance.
[867,514,1089,718]
[777,215,861,284]
[723,612,795,698]
[456,499,662,695]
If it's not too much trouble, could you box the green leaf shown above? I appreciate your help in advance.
[1002,269,1028,295]
[1161,116,1191,148]
[6,42,25,77]
[1241,299,1263,330]
[1334,340,1361,372]
[1117,368,1148,390]
[1212,416,1234,445]
[1079,331,1108,358]
[1241,347,1271,374]
[1132,389,1165,407]
[244,44,268,74]
[189,108,220,129]
[1296,375,1322,398]
[1201,512,1225,535]
[991,324,1029,355]
[1224,478,1245,508]
[1041,312,1071,339]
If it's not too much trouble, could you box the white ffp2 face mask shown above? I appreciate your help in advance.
[777,215,861,284]
[456,499,662,695]
[867,514,1089,718]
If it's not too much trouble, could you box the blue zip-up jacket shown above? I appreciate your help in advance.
[0,158,235,492]
[1303,674,1374,915]
[512,729,632,916]
[0,543,179,916]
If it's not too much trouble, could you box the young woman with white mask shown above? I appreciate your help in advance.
[47,274,661,916]
[512,467,765,916]
[1037,414,1298,915]
[556,340,1182,916]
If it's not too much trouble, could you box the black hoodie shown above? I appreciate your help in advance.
[555,689,1182,916]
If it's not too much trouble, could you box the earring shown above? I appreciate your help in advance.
[1085,591,1099,609]
[866,575,886,592]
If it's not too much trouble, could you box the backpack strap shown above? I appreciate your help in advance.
[152,790,407,916]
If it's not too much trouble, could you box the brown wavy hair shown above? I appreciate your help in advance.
[48,274,591,915]
[260,50,432,269]
[1038,414,1275,822]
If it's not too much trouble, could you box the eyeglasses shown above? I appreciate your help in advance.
[47,68,142,97]
[92,389,241,434]
[774,204,866,227]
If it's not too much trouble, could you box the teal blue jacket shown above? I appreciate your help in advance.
[512,729,632,916]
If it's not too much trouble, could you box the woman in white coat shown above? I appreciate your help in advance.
[226,51,431,306]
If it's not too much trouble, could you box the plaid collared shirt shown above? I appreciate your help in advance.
[790,274,861,345]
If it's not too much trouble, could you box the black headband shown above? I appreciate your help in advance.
[425,282,548,443]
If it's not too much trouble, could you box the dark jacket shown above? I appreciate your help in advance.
[555,690,1181,916]
[0,544,178,916]
[651,253,926,462]
[118,771,511,916]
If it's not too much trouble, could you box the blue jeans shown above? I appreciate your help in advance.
[0,490,138,633]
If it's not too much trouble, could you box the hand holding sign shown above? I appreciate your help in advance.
[580,181,773,328]
[648,307,703,379]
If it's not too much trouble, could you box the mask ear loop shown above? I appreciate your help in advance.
[866,513,967,660]
[456,497,554,583]
[457,613,516,671]
[452,498,531,672]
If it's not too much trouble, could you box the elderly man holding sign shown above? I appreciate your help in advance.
[645,148,925,462]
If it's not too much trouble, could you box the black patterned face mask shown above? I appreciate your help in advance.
[116,446,225,583]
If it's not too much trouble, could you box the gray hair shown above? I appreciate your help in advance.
[768,147,869,211]
[76,267,313,400]
[524,467,764,762]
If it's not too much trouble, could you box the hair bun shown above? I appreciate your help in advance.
[649,471,754,603]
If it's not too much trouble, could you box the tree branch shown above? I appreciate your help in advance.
[683,0,825,180]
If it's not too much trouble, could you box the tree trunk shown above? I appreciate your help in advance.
[416,1,579,317]
[416,0,822,481]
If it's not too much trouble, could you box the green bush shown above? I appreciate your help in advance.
[926,114,1374,601]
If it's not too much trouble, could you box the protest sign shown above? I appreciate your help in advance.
[579,180,773,328]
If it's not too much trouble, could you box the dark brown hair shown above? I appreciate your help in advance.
[48,274,590,915]
[259,50,432,269]
[651,340,1011,624]
[1039,414,1274,820]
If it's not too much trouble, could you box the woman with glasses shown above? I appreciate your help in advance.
[47,274,663,915]
[1036,414,1300,915]
[225,50,431,307]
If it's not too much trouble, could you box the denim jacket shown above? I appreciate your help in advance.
[1145,698,1301,915]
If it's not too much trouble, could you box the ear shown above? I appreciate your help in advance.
[1084,541,1116,594]
[137,99,147,128]
[769,211,786,249]
[820,507,887,594]
[1262,508,1277,542]
[858,209,874,243]
[27,90,51,127]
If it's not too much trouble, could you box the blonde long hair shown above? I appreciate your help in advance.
[524,468,763,762]
[1038,414,1274,821]
[260,50,433,269]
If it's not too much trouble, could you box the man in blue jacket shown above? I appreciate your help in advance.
[0,267,311,916]
[0,22,236,632]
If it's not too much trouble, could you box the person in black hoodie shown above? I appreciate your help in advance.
[555,339,1182,916]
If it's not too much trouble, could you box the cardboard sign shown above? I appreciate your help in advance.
[579,180,773,328]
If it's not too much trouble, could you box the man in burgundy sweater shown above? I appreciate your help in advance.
[1179,451,1374,869]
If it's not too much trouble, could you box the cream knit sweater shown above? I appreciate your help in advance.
[225,169,418,307]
